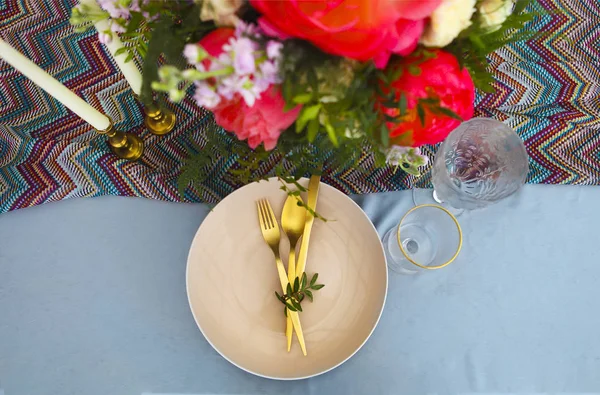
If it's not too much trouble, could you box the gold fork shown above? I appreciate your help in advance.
[257,199,307,356]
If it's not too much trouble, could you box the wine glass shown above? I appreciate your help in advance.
[383,204,462,274]
[413,118,529,212]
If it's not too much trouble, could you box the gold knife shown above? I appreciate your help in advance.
[284,175,321,354]
[296,175,321,275]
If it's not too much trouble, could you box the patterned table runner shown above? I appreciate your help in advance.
[0,0,599,214]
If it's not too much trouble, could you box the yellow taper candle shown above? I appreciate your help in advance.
[0,38,111,130]
[80,0,143,95]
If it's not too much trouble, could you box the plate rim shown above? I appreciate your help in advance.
[186,177,388,380]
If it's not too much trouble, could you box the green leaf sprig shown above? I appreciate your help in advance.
[275,273,324,313]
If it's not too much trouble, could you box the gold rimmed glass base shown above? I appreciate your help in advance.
[383,204,462,274]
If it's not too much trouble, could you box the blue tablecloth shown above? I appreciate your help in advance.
[1,185,600,394]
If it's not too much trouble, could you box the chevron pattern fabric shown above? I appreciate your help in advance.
[0,0,598,213]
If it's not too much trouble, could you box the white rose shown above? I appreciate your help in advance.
[420,0,477,48]
[199,0,244,27]
[479,0,514,31]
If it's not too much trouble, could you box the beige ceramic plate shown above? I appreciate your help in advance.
[186,177,388,380]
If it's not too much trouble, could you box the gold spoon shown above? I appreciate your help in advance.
[281,194,307,354]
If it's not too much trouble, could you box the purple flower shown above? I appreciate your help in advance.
[110,21,126,34]
[217,75,242,100]
[98,30,112,44]
[183,44,208,66]
[174,22,283,111]
[235,21,261,38]
[223,37,257,75]
[217,75,260,106]
[98,0,130,19]
[259,60,281,84]
[194,81,221,109]
[266,41,283,60]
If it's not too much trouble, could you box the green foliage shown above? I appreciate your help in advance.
[275,273,325,313]
[140,3,214,105]
[77,0,541,200]
[177,122,273,200]
[279,40,382,149]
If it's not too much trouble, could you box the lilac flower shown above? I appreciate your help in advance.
[222,37,258,75]
[235,21,261,38]
[239,86,260,107]
[110,22,126,34]
[218,75,246,100]
[98,0,130,19]
[183,44,208,66]
[266,41,283,60]
[218,74,262,106]
[214,52,233,68]
[259,60,281,85]
[194,81,221,109]
[166,23,286,110]
[98,30,112,44]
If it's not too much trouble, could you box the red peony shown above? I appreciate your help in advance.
[250,0,441,67]
[380,49,475,147]
[212,87,301,151]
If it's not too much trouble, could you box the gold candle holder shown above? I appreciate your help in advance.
[97,121,144,161]
[144,103,176,135]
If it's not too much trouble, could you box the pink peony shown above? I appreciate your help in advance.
[211,86,301,150]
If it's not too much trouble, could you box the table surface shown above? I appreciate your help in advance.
[1,185,600,395]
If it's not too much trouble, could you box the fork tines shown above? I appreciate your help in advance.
[258,198,277,229]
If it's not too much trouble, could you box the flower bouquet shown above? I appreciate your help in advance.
[71,0,534,195]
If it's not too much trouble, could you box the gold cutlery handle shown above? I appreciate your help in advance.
[286,248,297,353]
[279,252,307,356]
[275,256,288,291]
[288,311,306,356]
[288,248,296,285]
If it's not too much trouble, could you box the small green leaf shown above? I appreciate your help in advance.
[290,299,302,311]
[295,104,321,133]
[377,71,389,84]
[310,273,318,286]
[306,117,319,142]
[293,277,300,293]
[408,66,422,76]
[298,294,305,303]
[312,284,325,290]
[124,51,134,63]
[419,97,439,105]
[324,120,339,147]
[125,12,143,34]
[305,290,313,302]
[292,93,313,104]
[437,106,463,121]
[380,124,390,147]
[301,272,307,289]
[417,104,426,127]
[286,283,293,296]
[114,47,128,57]
[284,306,288,316]
[286,301,297,312]
[390,66,403,82]
[469,34,486,50]
[399,93,408,117]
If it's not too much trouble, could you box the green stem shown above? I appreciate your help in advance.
[185,66,234,81]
